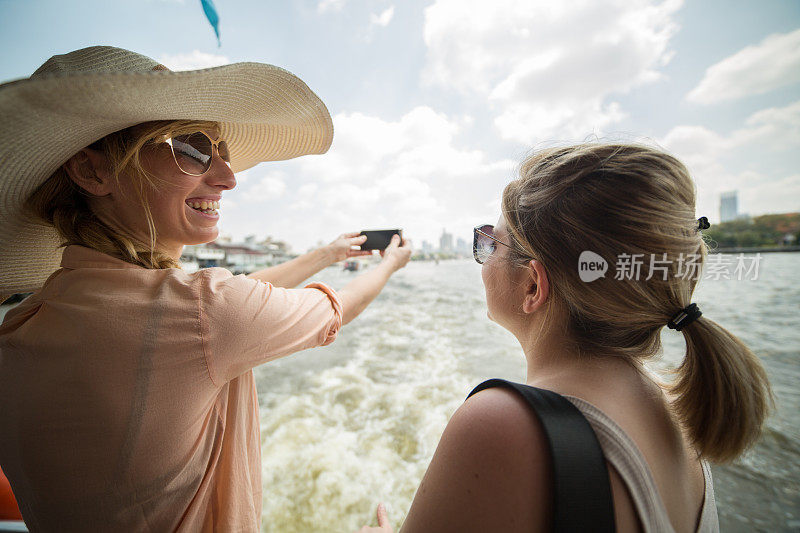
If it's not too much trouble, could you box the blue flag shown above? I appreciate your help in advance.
[200,0,221,47]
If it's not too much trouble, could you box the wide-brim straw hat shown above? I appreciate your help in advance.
[0,45,333,301]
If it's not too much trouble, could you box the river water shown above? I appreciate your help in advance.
[1,253,797,531]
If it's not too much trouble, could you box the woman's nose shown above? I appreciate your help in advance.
[207,155,236,191]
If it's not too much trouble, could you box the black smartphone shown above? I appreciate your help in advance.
[359,229,402,251]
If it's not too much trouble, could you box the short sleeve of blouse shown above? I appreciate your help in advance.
[197,268,342,385]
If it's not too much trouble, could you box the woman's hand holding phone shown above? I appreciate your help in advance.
[380,234,412,272]
[326,232,373,263]
[324,230,411,271]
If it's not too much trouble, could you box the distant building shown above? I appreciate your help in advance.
[182,237,290,274]
[257,236,290,254]
[720,191,738,222]
[456,237,470,255]
[439,229,453,252]
[421,240,433,253]
[181,243,226,268]
[216,243,273,273]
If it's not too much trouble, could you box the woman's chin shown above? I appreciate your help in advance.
[183,228,219,246]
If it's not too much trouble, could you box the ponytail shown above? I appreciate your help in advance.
[668,317,774,463]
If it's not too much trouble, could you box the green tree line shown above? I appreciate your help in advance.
[704,212,800,248]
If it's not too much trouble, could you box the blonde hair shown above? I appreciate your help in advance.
[24,119,220,269]
[501,143,773,464]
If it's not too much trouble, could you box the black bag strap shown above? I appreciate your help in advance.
[467,378,616,532]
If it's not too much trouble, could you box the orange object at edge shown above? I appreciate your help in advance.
[0,465,23,520]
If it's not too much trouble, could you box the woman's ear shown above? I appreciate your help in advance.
[522,259,549,314]
[63,148,113,197]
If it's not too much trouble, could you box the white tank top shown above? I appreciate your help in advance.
[564,395,720,532]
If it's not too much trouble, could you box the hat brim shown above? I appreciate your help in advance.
[0,63,333,298]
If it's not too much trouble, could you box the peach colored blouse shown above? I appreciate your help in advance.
[0,244,343,532]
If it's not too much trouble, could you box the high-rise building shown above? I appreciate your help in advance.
[439,229,453,252]
[720,191,738,222]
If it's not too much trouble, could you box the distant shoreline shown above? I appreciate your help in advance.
[710,246,800,254]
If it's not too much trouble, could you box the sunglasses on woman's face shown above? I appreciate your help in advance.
[164,131,231,176]
[473,224,515,264]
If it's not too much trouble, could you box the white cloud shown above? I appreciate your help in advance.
[223,107,516,250]
[738,100,800,150]
[422,0,683,143]
[220,197,238,209]
[687,28,800,104]
[159,50,230,71]
[297,184,318,196]
[746,174,800,214]
[660,100,800,221]
[659,125,728,169]
[230,166,259,184]
[494,100,627,142]
[370,6,395,27]
[244,173,287,202]
[661,100,800,162]
[317,0,347,14]
[289,183,321,211]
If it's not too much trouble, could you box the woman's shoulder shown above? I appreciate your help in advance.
[401,385,553,532]
[454,383,551,455]
[185,266,271,291]
[166,266,256,300]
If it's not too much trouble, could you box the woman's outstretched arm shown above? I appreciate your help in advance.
[338,235,411,325]
[246,232,371,288]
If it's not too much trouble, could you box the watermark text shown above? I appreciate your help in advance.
[578,252,762,282]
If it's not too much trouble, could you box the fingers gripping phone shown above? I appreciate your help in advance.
[359,229,402,251]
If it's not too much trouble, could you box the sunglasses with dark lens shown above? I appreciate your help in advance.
[164,131,231,176]
[473,224,515,264]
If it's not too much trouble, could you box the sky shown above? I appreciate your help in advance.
[1,0,799,252]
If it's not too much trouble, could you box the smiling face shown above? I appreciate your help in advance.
[87,126,236,260]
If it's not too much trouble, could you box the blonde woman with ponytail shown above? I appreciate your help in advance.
[358,144,772,533]
[0,47,411,531]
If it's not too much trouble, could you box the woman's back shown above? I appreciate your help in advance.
[0,254,254,531]
[529,356,711,532]
[0,245,344,531]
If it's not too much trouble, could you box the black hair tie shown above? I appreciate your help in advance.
[697,216,710,230]
[667,303,702,331]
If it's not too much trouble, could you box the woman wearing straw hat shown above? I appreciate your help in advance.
[0,46,411,531]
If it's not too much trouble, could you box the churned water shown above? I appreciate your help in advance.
[257,253,799,532]
[0,253,796,531]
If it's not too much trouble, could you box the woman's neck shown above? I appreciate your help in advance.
[520,330,646,390]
